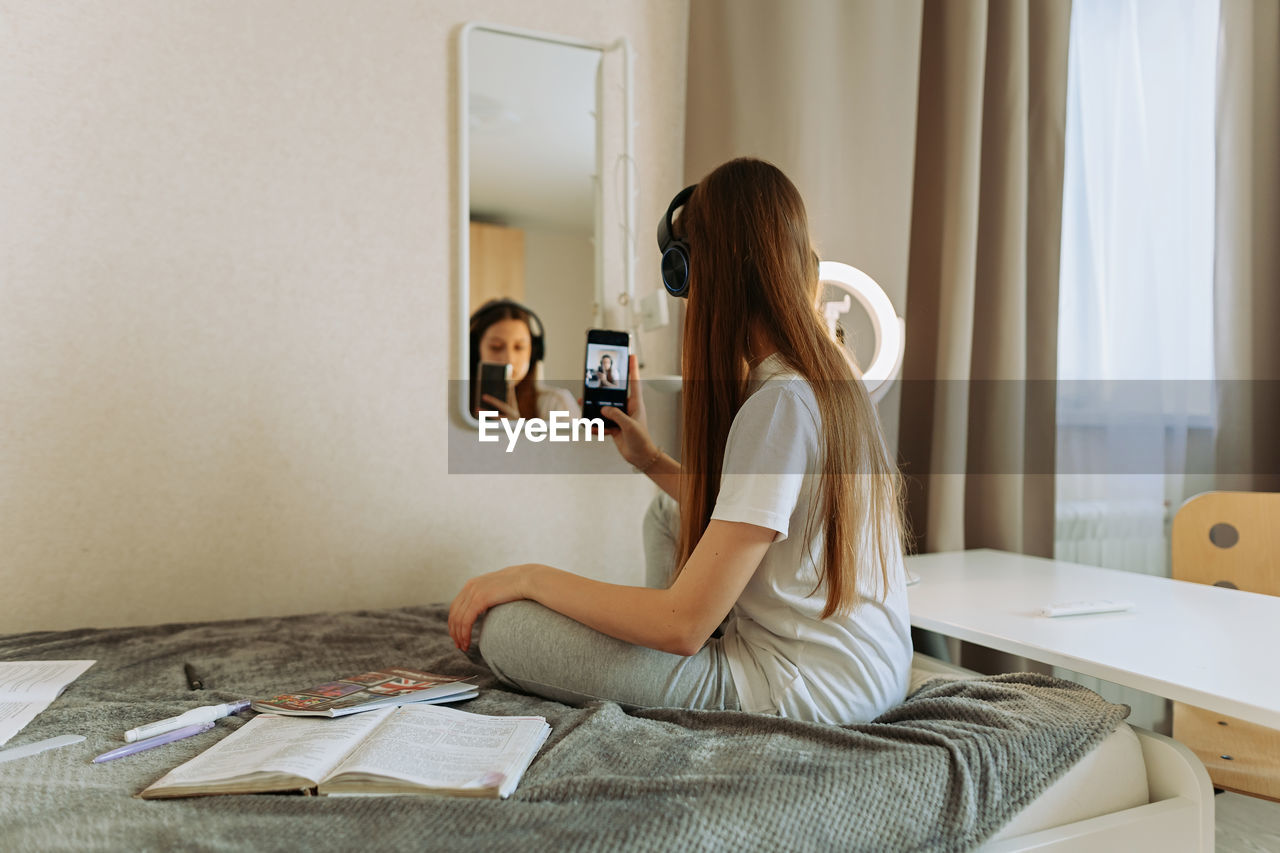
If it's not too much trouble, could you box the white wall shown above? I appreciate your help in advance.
[524,226,595,385]
[0,0,689,632]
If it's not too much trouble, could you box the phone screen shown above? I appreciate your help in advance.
[582,331,629,428]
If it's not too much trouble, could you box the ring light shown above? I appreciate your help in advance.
[818,261,905,402]
[645,261,905,400]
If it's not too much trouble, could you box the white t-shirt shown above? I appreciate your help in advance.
[536,385,580,420]
[711,354,913,724]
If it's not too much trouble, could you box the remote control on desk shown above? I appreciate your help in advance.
[1041,600,1135,617]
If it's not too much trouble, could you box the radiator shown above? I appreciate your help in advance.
[1052,497,1175,732]
[1054,499,1171,577]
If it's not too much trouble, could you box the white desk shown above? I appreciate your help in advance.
[905,549,1280,730]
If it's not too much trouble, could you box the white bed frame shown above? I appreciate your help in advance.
[981,726,1214,852]
[909,654,1215,852]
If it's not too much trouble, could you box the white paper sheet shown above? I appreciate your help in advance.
[0,661,95,746]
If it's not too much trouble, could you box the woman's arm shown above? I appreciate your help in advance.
[448,519,775,656]
[601,355,681,501]
[479,393,520,420]
[624,445,681,501]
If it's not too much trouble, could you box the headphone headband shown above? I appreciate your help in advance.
[470,298,546,363]
[657,185,696,298]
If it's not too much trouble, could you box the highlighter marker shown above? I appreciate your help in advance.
[124,700,251,743]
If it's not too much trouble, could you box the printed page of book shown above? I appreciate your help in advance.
[0,661,95,747]
[320,704,549,797]
[141,708,394,798]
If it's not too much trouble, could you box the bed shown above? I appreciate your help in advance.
[0,605,1213,852]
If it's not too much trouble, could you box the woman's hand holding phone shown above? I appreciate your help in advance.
[480,393,520,420]
[475,362,518,419]
[601,355,658,467]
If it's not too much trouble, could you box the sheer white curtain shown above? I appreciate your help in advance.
[1056,0,1218,573]
[1054,0,1219,731]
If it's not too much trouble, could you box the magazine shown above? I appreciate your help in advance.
[251,667,477,717]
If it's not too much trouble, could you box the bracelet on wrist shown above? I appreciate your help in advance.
[633,446,663,474]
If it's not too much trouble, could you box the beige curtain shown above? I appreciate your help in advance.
[896,0,1069,561]
[1214,0,1280,494]
[897,0,1070,673]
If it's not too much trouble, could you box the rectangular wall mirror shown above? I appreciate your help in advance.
[456,23,632,426]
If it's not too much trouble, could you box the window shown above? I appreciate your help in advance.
[1057,0,1218,393]
[1055,0,1220,574]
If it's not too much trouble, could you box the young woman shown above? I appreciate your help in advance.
[469,299,579,420]
[592,352,620,388]
[450,159,912,725]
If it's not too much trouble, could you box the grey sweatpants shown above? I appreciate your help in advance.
[476,492,741,712]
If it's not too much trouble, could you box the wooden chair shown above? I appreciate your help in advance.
[1171,490,1280,801]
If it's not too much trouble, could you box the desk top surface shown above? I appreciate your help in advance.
[905,549,1280,729]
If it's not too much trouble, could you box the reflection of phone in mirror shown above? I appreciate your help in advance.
[582,330,630,429]
[475,361,513,414]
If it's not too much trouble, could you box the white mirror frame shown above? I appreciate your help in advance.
[456,22,633,427]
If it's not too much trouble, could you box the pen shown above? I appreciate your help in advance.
[124,700,252,743]
[92,721,215,763]
[184,663,204,691]
[0,734,85,765]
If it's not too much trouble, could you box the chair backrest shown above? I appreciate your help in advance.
[1171,491,1280,594]
[1170,491,1280,801]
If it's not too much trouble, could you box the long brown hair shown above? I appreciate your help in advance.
[674,158,904,617]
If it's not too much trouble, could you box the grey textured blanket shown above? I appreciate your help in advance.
[0,605,1128,852]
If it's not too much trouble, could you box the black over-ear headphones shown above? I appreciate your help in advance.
[469,298,546,363]
[657,185,696,298]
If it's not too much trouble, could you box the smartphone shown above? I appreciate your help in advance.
[475,361,513,414]
[582,330,630,429]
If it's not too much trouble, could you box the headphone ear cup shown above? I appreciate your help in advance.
[531,334,544,364]
[657,185,696,299]
[661,239,691,298]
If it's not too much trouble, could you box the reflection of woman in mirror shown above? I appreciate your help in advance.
[469,299,579,420]
[592,352,619,388]
[451,158,911,726]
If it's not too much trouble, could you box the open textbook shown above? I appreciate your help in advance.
[140,704,550,799]
[0,661,95,747]
[251,667,477,717]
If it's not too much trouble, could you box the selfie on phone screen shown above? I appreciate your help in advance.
[582,330,629,428]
